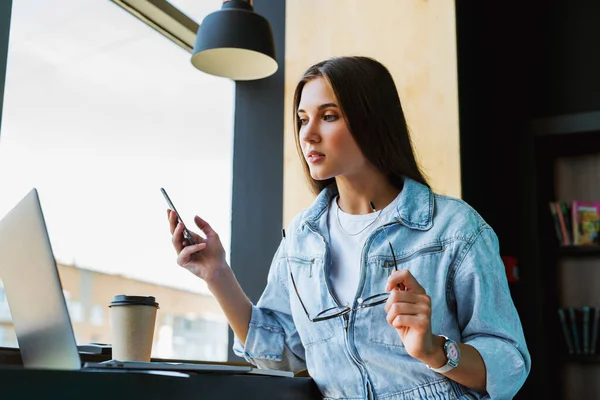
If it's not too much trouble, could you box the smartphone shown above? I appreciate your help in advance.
[160,188,195,245]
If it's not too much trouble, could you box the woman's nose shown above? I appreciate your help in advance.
[300,121,320,143]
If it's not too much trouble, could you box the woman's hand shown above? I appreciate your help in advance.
[384,270,443,365]
[167,210,228,284]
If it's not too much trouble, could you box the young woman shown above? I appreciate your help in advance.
[167,56,531,399]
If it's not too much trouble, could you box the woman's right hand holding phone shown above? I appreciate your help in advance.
[167,210,253,344]
[167,210,228,284]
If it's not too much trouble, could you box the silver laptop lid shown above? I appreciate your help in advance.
[0,188,80,369]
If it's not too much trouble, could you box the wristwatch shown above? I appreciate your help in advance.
[427,335,460,373]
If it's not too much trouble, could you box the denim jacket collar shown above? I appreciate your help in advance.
[298,177,434,233]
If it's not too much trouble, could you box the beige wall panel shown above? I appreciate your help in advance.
[283,0,461,227]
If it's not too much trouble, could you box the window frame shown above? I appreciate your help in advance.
[110,0,199,53]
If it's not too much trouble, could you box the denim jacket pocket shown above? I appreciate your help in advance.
[287,256,336,347]
[365,299,408,351]
[367,245,444,349]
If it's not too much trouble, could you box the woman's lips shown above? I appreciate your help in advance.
[306,150,325,164]
[307,154,325,163]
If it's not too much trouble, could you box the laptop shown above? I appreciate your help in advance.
[0,188,292,377]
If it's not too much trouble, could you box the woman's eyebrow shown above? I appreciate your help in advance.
[297,103,339,114]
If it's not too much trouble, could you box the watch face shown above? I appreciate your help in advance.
[446,341,460,362]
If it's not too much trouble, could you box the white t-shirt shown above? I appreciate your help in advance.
[327,193,401,307]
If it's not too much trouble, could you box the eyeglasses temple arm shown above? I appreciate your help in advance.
[282,229,313,322]
[370,202,402,290]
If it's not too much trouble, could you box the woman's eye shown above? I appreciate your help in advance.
[298,118,308,126]
[323,114,338,122]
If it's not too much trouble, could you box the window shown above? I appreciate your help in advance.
[90,305,104,326]
[68,301,85,324]
[171,313,229,361]
[0,0,232,361]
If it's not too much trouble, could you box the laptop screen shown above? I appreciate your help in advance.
[0,188,81,369]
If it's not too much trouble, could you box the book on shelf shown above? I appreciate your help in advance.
[548,200,600,246]
[568,307,581,355]
[549,202,568,245]
[592,308,600,355]
[558,306,600,356]
[572,201,600,246]
[558,308,575,355]
[560,201,574,245]
[583,306,591,355]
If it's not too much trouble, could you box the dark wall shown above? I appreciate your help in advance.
[536,1,600,116]
[0,0,11,139]
[455,1,531,395]
[457,0,600,244]
[455,5,540,397]
[228,0,285,361]
[455,1,600,398]
[455,1,540,256]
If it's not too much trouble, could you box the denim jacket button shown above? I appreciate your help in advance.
[357,298,364,305]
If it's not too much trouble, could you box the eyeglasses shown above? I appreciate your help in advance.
[282,201,398,322]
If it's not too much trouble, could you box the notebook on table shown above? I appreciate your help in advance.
[0,188,293,378]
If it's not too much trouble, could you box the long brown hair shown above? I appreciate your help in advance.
[292,56,429,195]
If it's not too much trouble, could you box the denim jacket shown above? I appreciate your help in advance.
[234,177,531,400]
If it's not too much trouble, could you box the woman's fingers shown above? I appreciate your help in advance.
[386,270,426,293]
[167,209,179,235]
[384,289,430,313]
[170,209,206,248]
[384,285,432,330]
[385,300,430,319]
[385,299,431,332]
[185,227,205,245]
[172,221,188,252]
[194,215,217,238]
[177,242,207,266]
[389,314,429,330]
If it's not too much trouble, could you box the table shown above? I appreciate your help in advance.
[0,348,322,400]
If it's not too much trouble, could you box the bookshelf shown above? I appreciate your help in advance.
[529,111,600,399]
[556,246,600,257]
[561,354,600,365]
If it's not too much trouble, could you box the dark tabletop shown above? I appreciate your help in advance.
[0,365,323,400]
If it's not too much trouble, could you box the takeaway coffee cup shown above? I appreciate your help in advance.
[109,295,159,362]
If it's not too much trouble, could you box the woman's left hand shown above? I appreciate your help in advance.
[384,269,439,363]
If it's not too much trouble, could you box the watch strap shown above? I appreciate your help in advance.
[427,335,460,373]
[428,359,458,373]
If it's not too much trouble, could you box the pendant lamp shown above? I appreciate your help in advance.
[191,0,277,81]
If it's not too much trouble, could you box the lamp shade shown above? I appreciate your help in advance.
[191,0,277,81]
